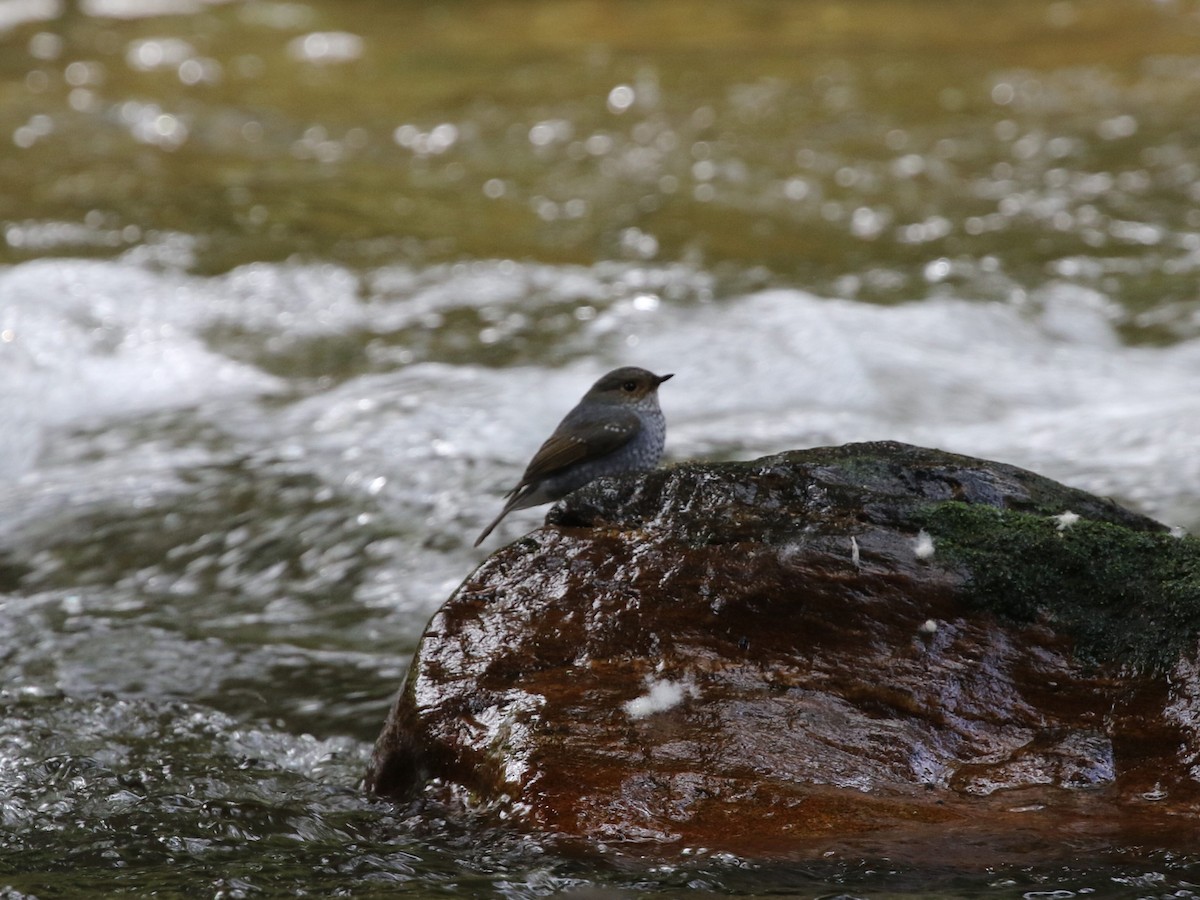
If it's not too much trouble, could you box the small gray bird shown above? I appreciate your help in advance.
[474,366,673,546]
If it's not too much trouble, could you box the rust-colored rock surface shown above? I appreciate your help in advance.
[367,442,1200,862]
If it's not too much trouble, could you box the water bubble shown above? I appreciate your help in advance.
[117,103,188,149]
[606,84,635,114]
[891,154,925,178]
[618,227,658,259]
[12,113,54,149]
[65,60,102,86]
[287,31,364,65]
[427,123,458,153]
[1097,114,1138,140]
[393,124,418,147]
[178,58,221,86]
[126,38,194,71]
[1046,136,1074,158]
[783,177,810,201]
[529,119,571,147]
[393,122,458,156]
[28,31,62,60]
[68,88,97,111]
[584,133,612,156]
[901,217,953,244]
[850,206,888,240]
[924,258,952,282]
[532,198,558,222]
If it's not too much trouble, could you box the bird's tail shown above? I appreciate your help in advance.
[473,487,526,547]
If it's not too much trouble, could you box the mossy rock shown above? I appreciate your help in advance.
[554,440,1200,674]
[920,501,1200,673]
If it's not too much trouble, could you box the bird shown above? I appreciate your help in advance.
[474,366,673,546]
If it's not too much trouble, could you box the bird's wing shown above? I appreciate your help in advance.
[515,408,641,489]
[475,409,641,547]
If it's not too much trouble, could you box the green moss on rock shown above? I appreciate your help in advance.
[921,502,1200,673]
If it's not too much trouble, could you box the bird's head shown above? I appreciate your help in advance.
[586,367,673,403]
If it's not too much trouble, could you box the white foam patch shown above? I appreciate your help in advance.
[4,253,1200,602]
[267,269,1200,543]
[624,678,698,719]
[1053,511,1081,531]
[913,529,935,560]
[0,259,286,477]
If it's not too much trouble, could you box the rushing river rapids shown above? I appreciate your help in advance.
[3,0,1200,895]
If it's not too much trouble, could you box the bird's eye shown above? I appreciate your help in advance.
[622,381,638,392]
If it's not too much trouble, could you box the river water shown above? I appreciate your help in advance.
[2,0,1200,895]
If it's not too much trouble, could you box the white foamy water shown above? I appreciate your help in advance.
[2,256,1198,594]
[630,285,1200,529]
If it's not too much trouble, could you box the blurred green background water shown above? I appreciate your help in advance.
[5,0,1200,314]
[3,0,1200,895]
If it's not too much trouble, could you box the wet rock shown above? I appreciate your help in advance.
[366,442,1200,862]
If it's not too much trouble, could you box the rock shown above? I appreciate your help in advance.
[366,441,1200,863]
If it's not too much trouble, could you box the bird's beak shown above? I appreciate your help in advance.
[656,373,674,385]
